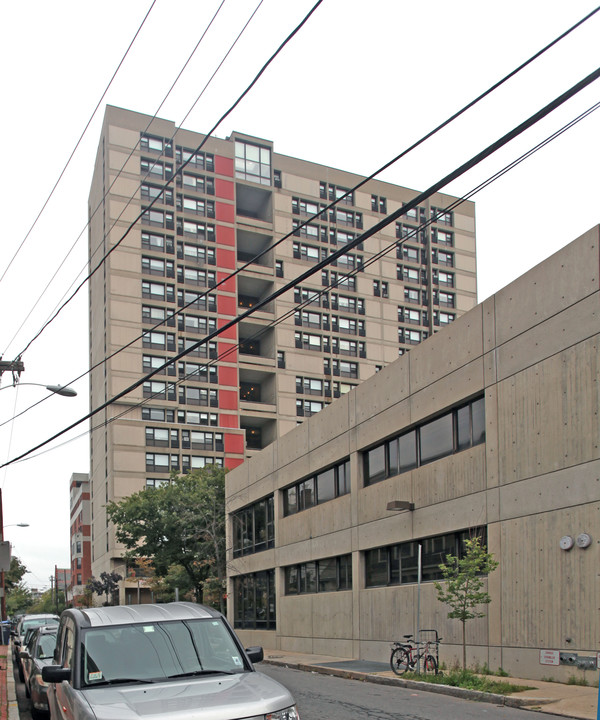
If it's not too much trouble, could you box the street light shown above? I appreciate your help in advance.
[0,382,77,397]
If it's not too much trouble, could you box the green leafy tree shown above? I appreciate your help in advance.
[434,535,499,670]
[106,467,227,610]
[6,584,32,616]
[28,589,67,615]
[5,556,32,616]
[87,572,123,606]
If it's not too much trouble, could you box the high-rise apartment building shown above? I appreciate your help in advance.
[88,105,477,589]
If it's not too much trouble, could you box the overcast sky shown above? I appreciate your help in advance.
[0,0,598,591]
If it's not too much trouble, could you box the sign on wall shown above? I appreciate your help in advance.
[539,650,560,666]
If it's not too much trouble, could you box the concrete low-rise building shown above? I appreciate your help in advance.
[226,226,600,681]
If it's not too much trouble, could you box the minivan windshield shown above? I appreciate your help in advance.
[82,619,246,686]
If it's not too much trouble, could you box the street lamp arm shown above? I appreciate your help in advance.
[0,382,77,397]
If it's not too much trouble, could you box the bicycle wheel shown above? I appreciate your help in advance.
[423,654,437,674]
[390,647,411,675]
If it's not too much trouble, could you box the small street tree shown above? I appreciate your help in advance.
[434,535,499,670]
[106,466,227,611]
[87,571,123,606]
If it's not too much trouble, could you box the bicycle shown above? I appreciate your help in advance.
[389,634,441,676]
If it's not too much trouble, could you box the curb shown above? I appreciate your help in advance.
[6,646,18,720]
[263,658,585,718]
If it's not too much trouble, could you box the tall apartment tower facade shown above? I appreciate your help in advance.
[88,105,477,586]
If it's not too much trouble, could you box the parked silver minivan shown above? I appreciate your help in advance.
[43,602,298,720]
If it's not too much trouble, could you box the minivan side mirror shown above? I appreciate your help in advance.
[245,646,264,663]
[42,666,71,683]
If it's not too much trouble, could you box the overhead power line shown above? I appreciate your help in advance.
[2,0,234,357]
[20,93,600,468]
[2,64,599,470]
[3,5,599,429]
[0,0,157,288]
[6,3,599,364]
[12,0,324,361]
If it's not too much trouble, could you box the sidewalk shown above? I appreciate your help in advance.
[262,648,599,720]
[1,644,17,720]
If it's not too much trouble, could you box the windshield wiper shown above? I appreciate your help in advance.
[89,677,156,686]
[167,669,236,679]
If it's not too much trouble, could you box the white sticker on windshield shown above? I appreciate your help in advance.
[89,671,103,681]
[143,626,155,633]
[232,656,242,666]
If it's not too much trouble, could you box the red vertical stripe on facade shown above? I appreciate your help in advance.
[219,365,238,387]
[219,389,239,410]
[219,341,237,362]
[217,271,236,294]
[217,247,236,269]
[216,319,237,339]
[215,156,234,177]
[215,177,234,200]
[218,295,237,317]
[216,225,235,246]
[216,202,235,224]
[219,413,239,428]
[224,433,245,455]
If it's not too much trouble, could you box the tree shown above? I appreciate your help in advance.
[28,589,67,615]
[87,572,123,606]
[6,584,32,616]
[106,466,227,610]
[5,556,28,592]
[434,535,499,670]
[5,556,32,616]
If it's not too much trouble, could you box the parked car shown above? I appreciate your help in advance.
[13,614,59,681]
[43,602,298,720]
[19,625,58,718]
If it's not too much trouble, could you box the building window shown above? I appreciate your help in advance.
[324,183,353,206]
[285,555,352,595]
[295,332,323,352]
[275,260,283,277]
[433,228,454,246]
[142,207,174,229]
[296,399,327,417]
[283,459,350,516]
[431,207,453,226]
[365,528,486,587]
[142,407,176,423]
[363,396,485,486]
[143,355,175,376]
[142,256,174,278]
[273,169,282,188]
[142,232,174,255]
[141,158,173,180]
[277,351,285,368]
[232,496,275,557]
[142,281,175,303]
[235,141,271,185]
[143,381,176,401]
[141,183,173,205]
[233,569,275,630]
[333,359,358,378]
[177,266,216,288]
[141,134,172,156]
[179,172,214,194]
[371,195,387,213]
[175,147,214,171]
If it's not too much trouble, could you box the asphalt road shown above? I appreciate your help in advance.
[259,663,559,720]
[12,654,33,720]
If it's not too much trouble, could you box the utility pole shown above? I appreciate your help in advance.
[0,358,24,383]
